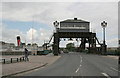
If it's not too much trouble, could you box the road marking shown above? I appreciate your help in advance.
[110,67,120,72]
[80,59,82,63]
[102,73,111,78]
[80,55,82,63]
[75,68,80,73]
[75,55,82,73]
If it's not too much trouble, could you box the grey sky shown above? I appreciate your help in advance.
[1,2,119,47]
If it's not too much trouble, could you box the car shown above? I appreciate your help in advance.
[63,49,68,53]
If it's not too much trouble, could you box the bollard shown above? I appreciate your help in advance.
[11,58,12,63]
[118,56,120,65]
[3,59,5,64]
[23,57,24,61]
[17,58,18,62]
[20,58,21,61]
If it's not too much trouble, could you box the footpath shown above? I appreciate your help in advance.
[2,54,61,77]
[101,55,118,59]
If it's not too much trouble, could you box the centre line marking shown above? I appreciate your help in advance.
[110,67,120,72]
[80,64,82,67]
[80,55,82,63]
[75,68,80,73]
[80,59,82,63]
[102,73,111,78]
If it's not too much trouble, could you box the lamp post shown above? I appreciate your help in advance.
[101,21,107,54]
[53,21,59,32]
[53,21,59,55]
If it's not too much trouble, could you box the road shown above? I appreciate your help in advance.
[21,52,118,77]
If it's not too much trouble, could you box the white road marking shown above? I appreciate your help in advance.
[110,67,120,72]
[102,73,111,78]
[75,55,83,73]
[80,59,82,63]
[76,68,80,73]
[80,55,82,63]
[80,64,82,67]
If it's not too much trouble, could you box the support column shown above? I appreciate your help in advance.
[53,33,59,56]
[78,38,86,52]
[88,38,91,53]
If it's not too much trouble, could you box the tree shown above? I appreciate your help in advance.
[66,43,75,52]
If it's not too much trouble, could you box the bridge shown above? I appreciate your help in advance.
[43,18,107,56]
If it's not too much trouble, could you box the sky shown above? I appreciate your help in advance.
[0,0,119,47]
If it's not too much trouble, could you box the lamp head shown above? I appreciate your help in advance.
[101,21,107,28]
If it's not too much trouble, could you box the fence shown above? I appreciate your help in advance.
[1,57,25,64]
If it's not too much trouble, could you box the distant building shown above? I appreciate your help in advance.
[21,43,26,48]
[107,47,119,50]
[0,41,15,52]
[0,41,44,55]
[27,43,31,46]
[32,43,38,55]
[0,41,15,49]
[38,46,43,51]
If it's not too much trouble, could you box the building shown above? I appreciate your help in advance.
[38,46,44,51]
[0,41,15,49]
[32,43,38,55]
[107,47,119,51]
[59,18,89,32]
[0,41,15,51]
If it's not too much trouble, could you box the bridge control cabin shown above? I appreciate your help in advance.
[59,18,90,32]
[53,18,105,56]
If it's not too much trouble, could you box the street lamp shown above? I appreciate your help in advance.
[101,21,107,54]
[53,21,59,32]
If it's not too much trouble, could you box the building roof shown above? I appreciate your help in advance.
[60,18,89,23]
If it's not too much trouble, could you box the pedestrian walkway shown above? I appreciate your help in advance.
[2,55,61,77]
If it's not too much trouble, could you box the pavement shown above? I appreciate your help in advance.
[21,52,119,77]
[101,55,118,59]
[2,54,61,77]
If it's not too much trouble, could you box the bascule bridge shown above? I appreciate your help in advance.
[51,18,105,56]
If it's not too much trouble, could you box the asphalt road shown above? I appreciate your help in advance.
[22,52,118,77]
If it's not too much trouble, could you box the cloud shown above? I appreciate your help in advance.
[2,26,25,45]
[25,28,53,45]
[106,38,118,47]
[26,28,38,41]
[1,0,119,2]
[1,24,53,46]
[1,24,118,47]
[2,2,74,23]
[1,2,118,47]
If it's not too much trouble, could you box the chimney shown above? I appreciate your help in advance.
[74,18,77,20]
[17,36,20,46]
